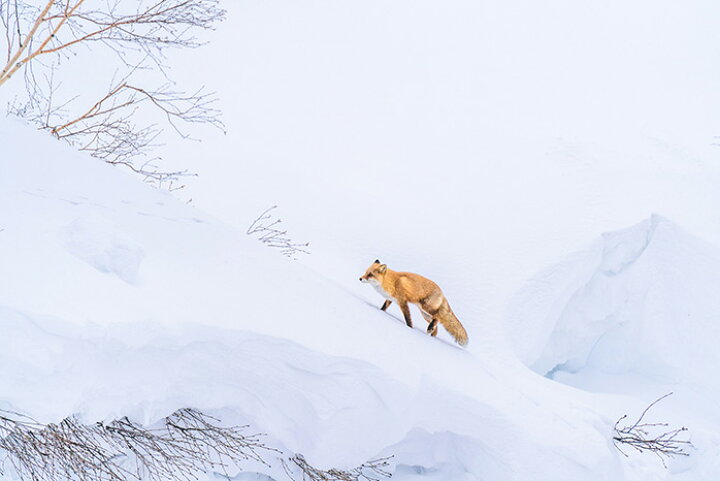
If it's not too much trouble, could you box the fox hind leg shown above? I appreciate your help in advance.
[381,300,392,311]
[427,319,439,336]
[420,310,438,337]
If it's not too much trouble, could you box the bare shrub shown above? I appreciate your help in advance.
[282,454,393,481]
[613,392,691,467]
[0,0,225,187]
[0,407,273,481]
[247,206,310,259]
[1,407,392,481]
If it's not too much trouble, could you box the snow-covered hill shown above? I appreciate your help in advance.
[2,109,719,481]
[0,115,610,479]
[4,1,720,479]
[507,214,720,478]
[508,214,720,383]
[156,0,720,345]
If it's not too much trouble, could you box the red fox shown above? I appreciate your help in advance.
[359,260,469,346]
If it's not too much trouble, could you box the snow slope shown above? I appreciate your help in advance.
[0,114,693,481]
[16,0,720,349]
[506,214,720,479]
[507,214,720,381]
[3,2,720,477]
[154,0,720,350]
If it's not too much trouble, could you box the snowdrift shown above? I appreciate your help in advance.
[2,114,719,480]
[507,214,720,385]
[506,215,720,479]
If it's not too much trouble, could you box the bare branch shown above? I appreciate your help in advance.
[0,0,53,88]
[1,0,226,188]
[0,0,225,87]
[247,206,311,259]
[282,454,393,481]
[1,408,392,481]
[0,408,276,481]
[613,393,692,468]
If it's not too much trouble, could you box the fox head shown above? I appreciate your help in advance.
[359,259,387,284]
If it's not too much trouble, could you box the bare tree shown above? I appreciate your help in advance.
[0,0,225,188]
[613,392,692,468]
[247,206,311,259]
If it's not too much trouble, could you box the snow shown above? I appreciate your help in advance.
[506,213,720,480]
[2,111,718,480]
[61,214,146,284]
[3,1,720,480]
[508,214,720,382]
[0,115,620,480]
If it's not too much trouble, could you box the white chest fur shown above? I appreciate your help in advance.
[370,280,394,300]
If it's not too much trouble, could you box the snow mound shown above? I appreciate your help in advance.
[505,216,720,480]
[507,215,720,385]
[0,304,412,467]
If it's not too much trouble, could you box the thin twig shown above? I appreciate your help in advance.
[282,454,393,481]
[613,392,691,468]
[247,206,310,259]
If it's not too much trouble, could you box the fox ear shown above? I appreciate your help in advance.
[378,264,387,273]
[374,259,380,264]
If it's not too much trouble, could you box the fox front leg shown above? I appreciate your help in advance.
[381,300,392,311]
[399,301,413,328]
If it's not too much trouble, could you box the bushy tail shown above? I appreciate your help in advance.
[437,300,469,346]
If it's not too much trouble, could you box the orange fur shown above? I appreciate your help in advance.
[359,260,469,346]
